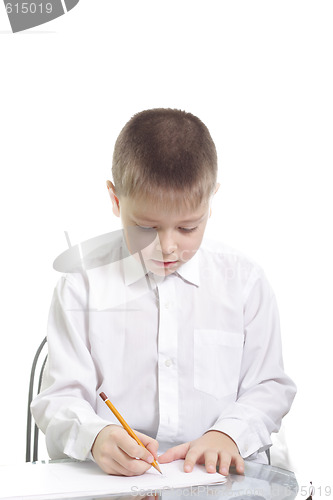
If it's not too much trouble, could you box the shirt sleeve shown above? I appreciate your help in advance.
[30,274,112,460]
[208,267,297,459]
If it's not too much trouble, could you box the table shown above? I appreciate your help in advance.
[0,460,298,500]
[74,462,299,500]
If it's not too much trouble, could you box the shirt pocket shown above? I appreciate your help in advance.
[193,329,244,399]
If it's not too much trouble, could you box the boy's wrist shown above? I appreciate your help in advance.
[208,417,269,459]
[205,429,239,449]
[64,419,115,461]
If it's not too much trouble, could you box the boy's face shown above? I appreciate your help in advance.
[112,191,211,277]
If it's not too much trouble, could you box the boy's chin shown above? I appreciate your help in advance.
[151,267,176,277]
[146,260,180,277]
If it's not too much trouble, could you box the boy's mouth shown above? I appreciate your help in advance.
[150,259,178,268]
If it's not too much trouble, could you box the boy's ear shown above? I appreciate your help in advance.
[106,180,120,217]
[209,183,220,217]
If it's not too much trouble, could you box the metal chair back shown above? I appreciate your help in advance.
[26,337,48,462]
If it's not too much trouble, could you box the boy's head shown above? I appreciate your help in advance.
[107,108,219,276]
[112,108,217,208]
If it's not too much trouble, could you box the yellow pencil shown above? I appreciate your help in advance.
[99,392,162,474]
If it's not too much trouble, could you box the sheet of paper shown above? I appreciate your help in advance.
[0,459,226,500]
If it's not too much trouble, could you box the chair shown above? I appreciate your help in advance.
[26,337,48,462]
[266,448,271,465]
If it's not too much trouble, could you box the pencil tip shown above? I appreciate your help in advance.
[154,462,163,474]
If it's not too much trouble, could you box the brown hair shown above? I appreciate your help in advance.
[112,108,217,209]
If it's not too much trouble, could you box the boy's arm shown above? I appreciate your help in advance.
[31,273,112,460]
[31,272,159,474]
[207,267,296,460]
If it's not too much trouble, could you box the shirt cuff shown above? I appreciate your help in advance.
[63,419,112,461]
[208,417,271,459]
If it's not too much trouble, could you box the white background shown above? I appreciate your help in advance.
[0,0,332,495]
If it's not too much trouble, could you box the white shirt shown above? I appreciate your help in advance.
[31,231,296,463]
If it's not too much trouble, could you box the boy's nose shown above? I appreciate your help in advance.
[156,231,177,256]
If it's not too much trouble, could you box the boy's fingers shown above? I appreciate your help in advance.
[118,437,154,464]
[130,445,155,464]
[158,442,190,463]
[234,454,245,474]
[117,430,159,464]
[218,453,232,476]
[137,434,159,460]
[96,444,151,476]
[145,442,158,460]
[113,451,154,476]
[204,450,218,473]
[183,446,201,472]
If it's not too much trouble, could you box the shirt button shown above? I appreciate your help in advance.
[164,359,173,367]
[164,301,173,309]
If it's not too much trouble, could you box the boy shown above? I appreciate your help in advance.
[31,108,296,477]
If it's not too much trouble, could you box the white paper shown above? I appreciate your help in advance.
[0,459,226,500]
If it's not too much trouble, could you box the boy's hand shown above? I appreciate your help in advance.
[158,430,244,476]
[91,425,159,476]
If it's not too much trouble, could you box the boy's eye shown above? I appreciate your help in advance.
[137,225,155,231]
[135,224,197,233]
[179,227,198,233]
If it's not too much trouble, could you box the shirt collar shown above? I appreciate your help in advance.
[121,243,148,286]
[175,250,200,287]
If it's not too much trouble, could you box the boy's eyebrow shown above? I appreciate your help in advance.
[178,213,207,224]
[133,213,207,225]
